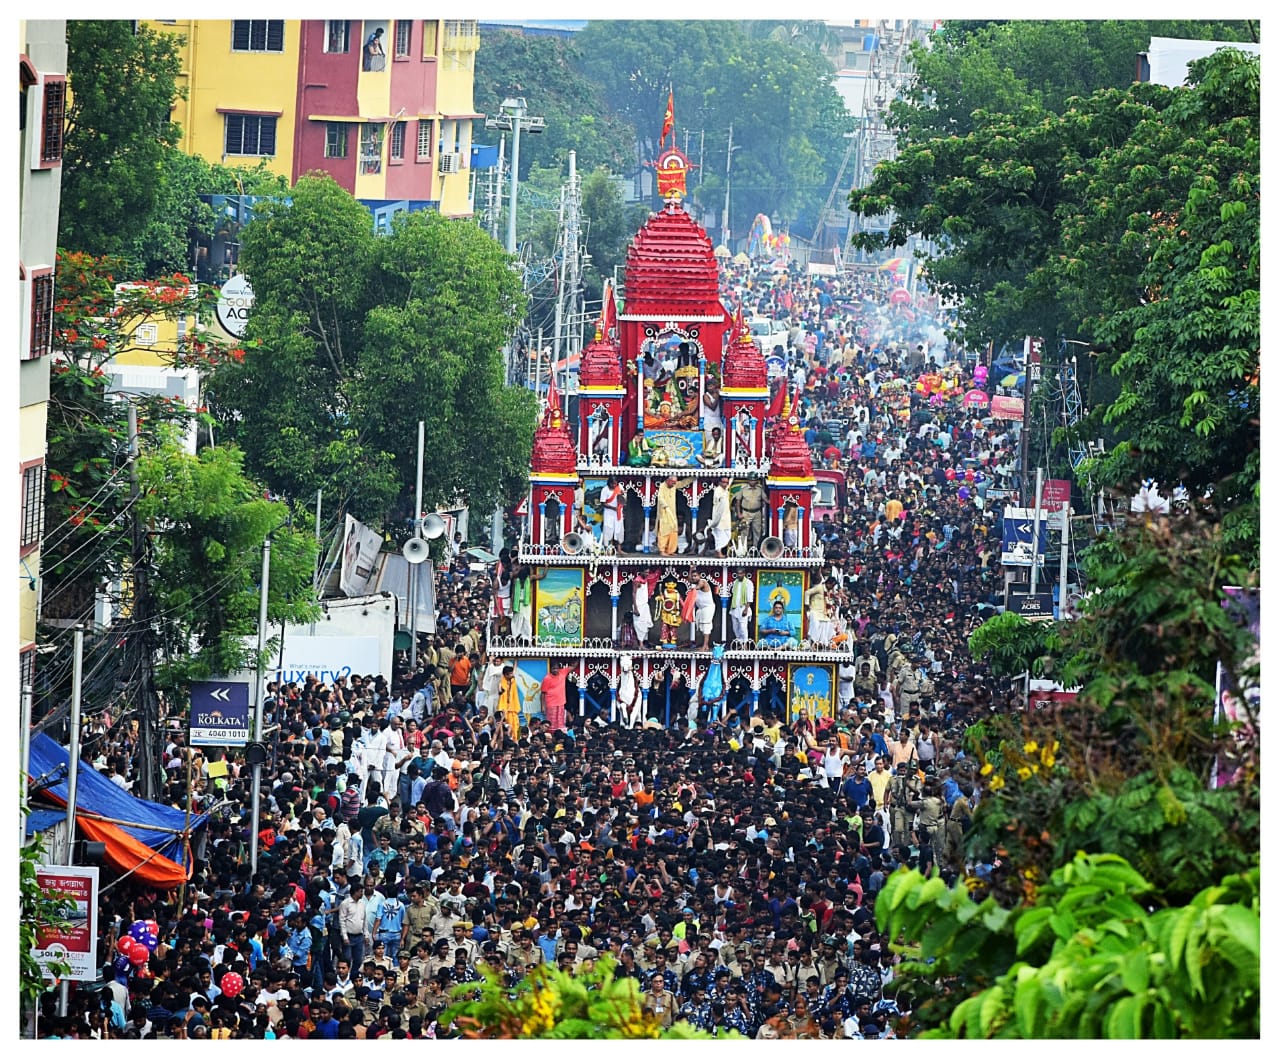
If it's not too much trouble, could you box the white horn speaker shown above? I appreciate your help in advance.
[402,537,431,564]
[421,512,447,539]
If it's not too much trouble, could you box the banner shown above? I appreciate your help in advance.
[1009,592,1055,621]
[268,634,383,686]
[32,866,99,982]
[1041,478,1072,511]
[340,514,384,597]
[990,394,1025,420]
[535,568,585,646]
[189,680,251,746]
[789,664,835,722]
[756,570,805,644]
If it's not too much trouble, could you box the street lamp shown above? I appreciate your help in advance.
[484,97,545,256]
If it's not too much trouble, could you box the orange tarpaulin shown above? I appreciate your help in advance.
[40,791,191,890]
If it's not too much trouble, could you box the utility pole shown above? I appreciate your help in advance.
[57,626,84,1018]
[1029,467,1045,595]
[1058,504,1072,620]
[721,123,735,249]
[20,683,33,847]
[409,420,424,669]
[564,150,582,416]
[248,535,272,880]
[127,403,160,801]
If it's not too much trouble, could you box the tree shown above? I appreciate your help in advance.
[127,148,291,280]
[474,30,636,179]
[135,440,318,688]
[877,854,1260,1038]
[441,955,733,1039]
[60,21,184,266]
[580,167,650,302]
[207,175,537,526]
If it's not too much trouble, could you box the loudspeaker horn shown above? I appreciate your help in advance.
[561,532,586,555]
[402,536,431,564]
[421,512,447,540]
[759,535,785,559]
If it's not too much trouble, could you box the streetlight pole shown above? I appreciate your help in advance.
[248,534,272,880]
[506,99,524,257]
[721,123,735,249]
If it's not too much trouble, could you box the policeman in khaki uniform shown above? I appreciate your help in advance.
[889,762,921,844]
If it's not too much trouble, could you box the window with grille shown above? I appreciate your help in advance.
[325,122,348,158]
[40,77,65,165]
[326,20,351,53]
[19,647,36,693]
[232,20,285,52]
[359,124,384,175]
[390,121,405,161]
[29,272,54,359]
[21,463,45,550]
[225,114,277,156]
[394,20,412,57]
[417,120,433,162]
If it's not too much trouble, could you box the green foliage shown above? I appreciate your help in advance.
[963,511,1258,907]
[878,854,1259,1038]
[19,829,75,1007]
[207,175,536,524]
[574,20,854,233]
[136,441,318,688]
[474,30,636,179]
[967,611,1060,677]
[849,39,1259,561]
[441,955,733,1039]
[60,21,184,265]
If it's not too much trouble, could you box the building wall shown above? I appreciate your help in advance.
[151,19,301,183]
[18,20,66,667]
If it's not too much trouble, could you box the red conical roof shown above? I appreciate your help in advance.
[531,376,577,475]
[723,302,767,390]
[624,201,720,315]
[579,324,623,389]
[768,390,814,480]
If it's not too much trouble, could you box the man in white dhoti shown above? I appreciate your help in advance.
[709,476,733,557]
[632,572,655,646]
[729,569,754,644]
[600,477,625,552]
[618,654,643,729]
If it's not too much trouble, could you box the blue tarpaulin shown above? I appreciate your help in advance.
[471,144,501,170]
[28,732,206,869]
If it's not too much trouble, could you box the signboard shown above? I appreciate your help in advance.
[990,394,1025,420]
[190,680,251,746]
[1030,689,1078,711]
[1041,478,1072,512]
[1000,507,1050,566]
[1009,592,1056,621]
[756,570,805,645]
[963,388,990,408]
[340,514,384,597]
[268,635,384,686]
[215,274,255,338]
[32,866,99,983]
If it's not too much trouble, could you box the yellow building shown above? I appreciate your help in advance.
[147,18,479,215]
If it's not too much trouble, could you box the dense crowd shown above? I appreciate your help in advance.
[37,253,1025,1040]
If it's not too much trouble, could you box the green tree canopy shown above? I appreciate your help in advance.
[207,175,536,526]
[60,20,184,265]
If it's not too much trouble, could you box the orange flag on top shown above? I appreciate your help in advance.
[660,88,674,148]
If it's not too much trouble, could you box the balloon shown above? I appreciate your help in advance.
[141,930,160,952]
[945,468,956,481]
[220,971,244,999]
[128,920,149,944]
[117,936,137,956]
[929,393,944,406]
[974,471,986,483]
[958,486,971,500]
[974,365,988,385]
[965,470,975,482]
[144,919,160,935]
[113,955,132,978]
[128,945,149,967]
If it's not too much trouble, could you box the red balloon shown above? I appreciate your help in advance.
[944,468,956,481]
[128,946,149,966]
[116,937,137,956]
[220,971,244,999]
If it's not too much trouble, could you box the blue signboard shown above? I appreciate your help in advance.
[1000,506,1050,566]
[189,680,251,746]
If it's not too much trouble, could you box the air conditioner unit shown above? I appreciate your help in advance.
[437,152,462,174]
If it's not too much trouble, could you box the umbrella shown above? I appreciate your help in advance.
[466,548,499,564]
[713,245,731,259]
[733,252,751,265]
[1000,373,1024,389]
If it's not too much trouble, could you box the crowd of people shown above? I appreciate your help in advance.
[35,252,1027,1040]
